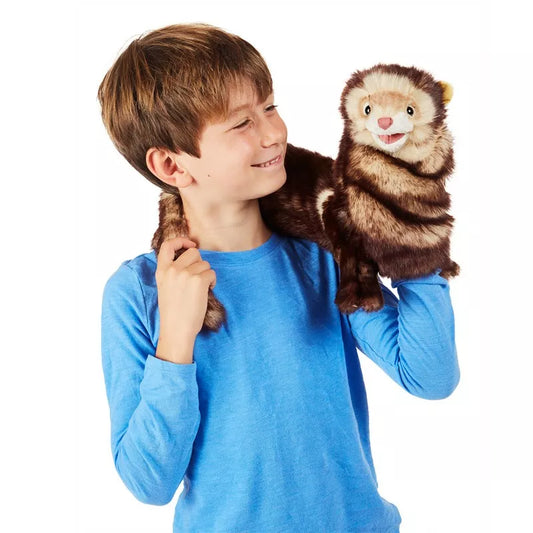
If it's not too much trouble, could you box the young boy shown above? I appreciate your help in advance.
[98,23,460,532]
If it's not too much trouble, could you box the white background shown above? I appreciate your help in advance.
[2,0,531,531]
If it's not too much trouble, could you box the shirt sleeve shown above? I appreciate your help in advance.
[346,268,460,400]
[100,263,201,505]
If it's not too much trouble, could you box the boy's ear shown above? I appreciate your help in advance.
[146,147,192,188]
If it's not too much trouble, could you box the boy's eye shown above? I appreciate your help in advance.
[234,104,278,129]
[234,119,251,129]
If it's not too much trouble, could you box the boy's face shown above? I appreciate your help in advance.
[176,81,288,207]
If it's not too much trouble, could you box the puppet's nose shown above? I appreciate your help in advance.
[378,117,393,130]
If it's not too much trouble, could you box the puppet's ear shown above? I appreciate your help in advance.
[438,81,454,105]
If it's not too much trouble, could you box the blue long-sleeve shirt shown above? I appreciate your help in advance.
[100,231,459,532]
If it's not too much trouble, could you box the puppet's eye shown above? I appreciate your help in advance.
[407,106,414,116]
[364,104,371,115]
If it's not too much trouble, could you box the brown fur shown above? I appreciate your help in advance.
[321,63,459,313]
[151,63,460,330]
[150,193,227,333]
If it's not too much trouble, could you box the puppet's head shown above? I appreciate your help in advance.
[340,63,453,159]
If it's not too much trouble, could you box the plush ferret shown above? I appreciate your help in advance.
[263,63,459,312]
[151,63,459,331]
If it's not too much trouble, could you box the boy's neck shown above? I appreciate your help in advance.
[183,199,273,252]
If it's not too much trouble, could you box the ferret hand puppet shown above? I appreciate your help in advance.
[151,63,460,332]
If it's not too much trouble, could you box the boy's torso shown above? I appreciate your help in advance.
[123,233,402,532]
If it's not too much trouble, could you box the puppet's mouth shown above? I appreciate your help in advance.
[378,133,405,144]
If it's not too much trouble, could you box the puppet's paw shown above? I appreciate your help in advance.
[334,282,361,314]
[439,260,461,279]
[359,293,385,312]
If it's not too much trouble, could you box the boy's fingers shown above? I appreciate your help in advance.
[158,237,198,266]
[185,261,217,290]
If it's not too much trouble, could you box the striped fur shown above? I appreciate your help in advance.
[261,64,459,313]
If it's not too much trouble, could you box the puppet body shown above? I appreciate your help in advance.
[261,63,459,313]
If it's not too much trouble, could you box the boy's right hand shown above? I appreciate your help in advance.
[155,237,217,341]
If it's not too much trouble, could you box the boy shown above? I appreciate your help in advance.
[98,23,460,532]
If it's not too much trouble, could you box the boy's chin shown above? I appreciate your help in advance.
[247,168,286,200]
[264,169,287,195]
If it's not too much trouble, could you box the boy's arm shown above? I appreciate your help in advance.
[101,263,201,505]
[345,269,460,400]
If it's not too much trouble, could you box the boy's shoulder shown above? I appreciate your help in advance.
[125,249,157,268]
[285,234,319,253]
[285,234,336,268]
[104,249,157,295]
[282,234,340,288]
[118,249,157,274]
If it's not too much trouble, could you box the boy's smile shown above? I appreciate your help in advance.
[251,152,284,168]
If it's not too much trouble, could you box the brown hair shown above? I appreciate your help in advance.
[97,23,273,194]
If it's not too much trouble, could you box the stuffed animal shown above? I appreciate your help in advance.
[261,63,460,313]
[151,63,460,331]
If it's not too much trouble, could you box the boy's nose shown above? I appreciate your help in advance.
[259,118,286,147]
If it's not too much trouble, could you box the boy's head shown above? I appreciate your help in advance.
[97,22,287,201]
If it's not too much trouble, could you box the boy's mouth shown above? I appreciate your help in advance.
[252,153,283,168]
